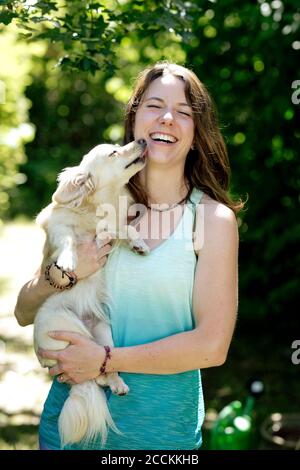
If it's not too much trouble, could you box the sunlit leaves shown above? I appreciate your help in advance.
[0,10,17,25]
[0,0,197,73]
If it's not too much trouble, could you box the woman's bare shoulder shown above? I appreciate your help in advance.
[194,193,237,254]
[199,193,236,220]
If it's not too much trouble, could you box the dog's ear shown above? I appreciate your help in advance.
[52,166,95,208]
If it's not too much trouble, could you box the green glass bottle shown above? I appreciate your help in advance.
[210,380,264,450]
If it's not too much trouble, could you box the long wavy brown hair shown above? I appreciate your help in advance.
[124,61,244,215]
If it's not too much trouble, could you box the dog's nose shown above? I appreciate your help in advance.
[137,139,147,148]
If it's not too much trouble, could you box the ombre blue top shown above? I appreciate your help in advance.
[39,187,205,450]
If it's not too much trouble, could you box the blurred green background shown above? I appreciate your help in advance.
[0,0,299,450]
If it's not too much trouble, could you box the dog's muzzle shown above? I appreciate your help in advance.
[125,140,147,169]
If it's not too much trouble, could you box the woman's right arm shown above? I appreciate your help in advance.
[14,270,56,326]
[14,238,112,327]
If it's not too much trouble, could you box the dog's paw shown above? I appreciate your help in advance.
[56,251,77,272]
[130,239,150,256]
[111,382,130,396]
[107,375,130,396]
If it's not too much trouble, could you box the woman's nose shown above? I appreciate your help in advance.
[159,110,174,125]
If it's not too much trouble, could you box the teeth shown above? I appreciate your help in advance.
[150,133,177,143]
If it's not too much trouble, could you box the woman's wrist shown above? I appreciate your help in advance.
[47,264,69,286]
[49,263,73,285]
[96,346,118,375]
[99,346,112,375]
[33,266,70,297]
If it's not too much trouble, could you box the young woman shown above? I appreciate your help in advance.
[14,62,242,450]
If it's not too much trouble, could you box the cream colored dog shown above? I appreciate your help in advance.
[34,139,149,448]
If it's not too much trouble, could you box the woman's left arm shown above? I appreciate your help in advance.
[108,202,239,374]
[41,202,239,382]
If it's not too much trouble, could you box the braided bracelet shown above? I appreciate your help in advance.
[99,346,111,375]
[45,262,78,291]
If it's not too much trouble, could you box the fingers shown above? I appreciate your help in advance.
[49,364,63,376]
[97,239,112,267]
[98,257,107,269]
[98,242,112,257]
[85,237,112,260]
[74,236,113,278]
[97,235,112,247]
[38,348,62,360]
[47,355,74,384]
[81,236,111,249]
[57,374,74,385]
[47,330,84,344]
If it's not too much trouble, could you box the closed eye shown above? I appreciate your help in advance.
[109,150,119,157]
[147,105,191,117]
[178,111,192,117]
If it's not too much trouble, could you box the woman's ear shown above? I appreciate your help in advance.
[52,166,95,208]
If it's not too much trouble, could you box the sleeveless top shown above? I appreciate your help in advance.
[39,187,205,450]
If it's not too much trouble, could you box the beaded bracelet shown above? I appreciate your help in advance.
[45,262,78,291]
[99,346,111,375]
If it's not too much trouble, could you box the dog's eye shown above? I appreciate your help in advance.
[109,150,119,157]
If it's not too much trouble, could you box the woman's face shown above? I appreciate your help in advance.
[133,74,195,167]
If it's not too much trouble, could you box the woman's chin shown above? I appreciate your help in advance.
[146,151,173,165]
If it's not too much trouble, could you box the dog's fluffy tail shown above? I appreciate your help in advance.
[58,381,120,448]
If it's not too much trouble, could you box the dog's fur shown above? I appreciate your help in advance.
[34,140,149,448]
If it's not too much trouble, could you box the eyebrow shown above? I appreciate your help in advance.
[145,97,192,107]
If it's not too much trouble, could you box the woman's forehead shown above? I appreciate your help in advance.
[143,75,187,101]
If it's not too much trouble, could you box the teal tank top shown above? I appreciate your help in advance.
[39,187,205,450]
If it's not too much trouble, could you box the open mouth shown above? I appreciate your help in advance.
[149,132,178,144]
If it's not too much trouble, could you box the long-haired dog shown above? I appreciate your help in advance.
[34,139,149,448]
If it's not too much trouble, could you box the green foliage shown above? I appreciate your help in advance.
[0,24,46,218]
[1,1,187,219]
[183,0,300,319]
[0,0,195,74]
[9,59,123,216]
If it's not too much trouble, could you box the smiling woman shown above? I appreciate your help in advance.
[132,74,195,174]
[125,63,243,213]
[15,61,243,450]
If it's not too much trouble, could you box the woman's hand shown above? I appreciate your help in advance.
[46,237,112,289]
[38,331,107,385]
[75,237,112,280]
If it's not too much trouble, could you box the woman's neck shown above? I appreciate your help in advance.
[140,165,188,206]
